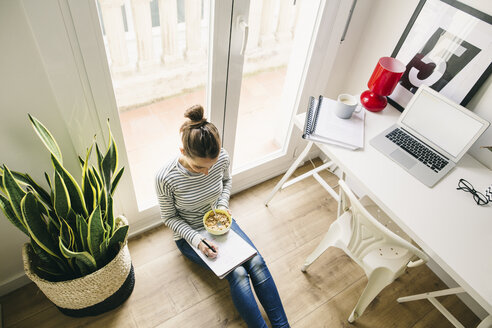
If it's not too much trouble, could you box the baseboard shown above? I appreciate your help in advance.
[128,212,163,238]
[0,272,31,297]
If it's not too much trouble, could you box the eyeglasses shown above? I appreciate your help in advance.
[456,179,489,206]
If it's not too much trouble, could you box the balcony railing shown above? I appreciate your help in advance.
[97,0,299,109]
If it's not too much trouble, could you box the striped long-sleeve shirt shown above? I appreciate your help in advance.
[155,148,232,248]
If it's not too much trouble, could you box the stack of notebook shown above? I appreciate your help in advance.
[302,96,365,150]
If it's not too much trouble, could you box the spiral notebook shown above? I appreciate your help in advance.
[187,229,257,279]
[302,96,365,150]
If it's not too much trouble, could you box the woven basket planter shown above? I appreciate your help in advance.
[22,238,135,317]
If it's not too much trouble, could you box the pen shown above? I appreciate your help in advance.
[201,239,216,253]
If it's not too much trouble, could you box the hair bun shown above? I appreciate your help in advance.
[184,104,205,123]
[180,104,221,158]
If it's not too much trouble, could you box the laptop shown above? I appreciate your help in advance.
[370,85,490,187]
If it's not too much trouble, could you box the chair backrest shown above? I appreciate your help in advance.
[338,180,428,264]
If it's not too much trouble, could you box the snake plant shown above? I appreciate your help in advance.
[0,115,127,281]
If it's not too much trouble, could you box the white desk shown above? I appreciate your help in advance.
[292,105,492,315]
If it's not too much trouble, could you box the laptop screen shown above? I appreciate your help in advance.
[401,89,484,158]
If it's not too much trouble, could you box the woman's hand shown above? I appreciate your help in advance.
[198,239,219,258]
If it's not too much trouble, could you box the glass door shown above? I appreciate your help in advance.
[228,0,304,171]
[95,0,213,210]
[94,0,323,209]
[220,0,325,191]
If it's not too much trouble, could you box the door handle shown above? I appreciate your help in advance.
[237,16,249,55]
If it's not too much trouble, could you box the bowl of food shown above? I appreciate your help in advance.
[203,209,232,235]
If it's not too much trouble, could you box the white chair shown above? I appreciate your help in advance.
[301,180,429,323]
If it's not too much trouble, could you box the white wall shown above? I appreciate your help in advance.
[0,0,80,294]
[325,0,492,169]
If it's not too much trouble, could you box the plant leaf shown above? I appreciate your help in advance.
[21,193,61,259]
[81,144,93,192]
[98,186,107,218]
[44,208,60,231]
[2,169,30,186]
[68,220,75,249]
[107,216,115,239]
[87,206,105,263]
[36,200,60,234]
[95,144,104,185]
[35,266,65,280]
[105,196,115,234]
[0,169,4,193]
[76,214,88,251]
[74,258,91,276]
[101,124,117,192]
[51,154,88,217]
[2,165,27,224]
[0,193,29,235]
[99,237,108,259]
[82,145,95,214]
[83,174,96,216]
[107,120,119,175]
[101,153,112,192]
[28,114,63,164]
[23,174,51,207]
[59,237,97,269]
[104,221,111,240]
[110,167,124,196]
[30,239,52,264]
[107,225,129,252]
[67,257,76,273]
[44,172,52,190]
[47,208,60,227]
[91,166,103,189]
[29,238,65,275]
[1,170,51,209]
[77,156,84,169]
[53,172,70,219]
[59,219,71,249]
[88,167,100,204]
[5,171,49,199]
[30,233,70,275]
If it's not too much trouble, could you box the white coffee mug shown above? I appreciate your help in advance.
[335,94,361,119]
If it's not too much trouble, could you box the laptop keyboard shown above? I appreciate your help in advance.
[385,128,448,172]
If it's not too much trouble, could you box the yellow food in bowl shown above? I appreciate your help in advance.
[203,209,232,235]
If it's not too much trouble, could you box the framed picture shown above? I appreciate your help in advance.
[388,0,492,112]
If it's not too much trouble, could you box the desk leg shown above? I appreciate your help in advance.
[264,141,314,206]
[397,287,466,328]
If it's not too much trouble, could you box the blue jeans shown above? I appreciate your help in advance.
[175,220,290,328]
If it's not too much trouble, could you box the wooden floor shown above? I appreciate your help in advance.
[0,160,480,327]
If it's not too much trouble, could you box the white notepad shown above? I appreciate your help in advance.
[303,96,365,149]
[187,229,257,279]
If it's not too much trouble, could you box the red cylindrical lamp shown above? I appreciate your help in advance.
[360,57,406,112]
